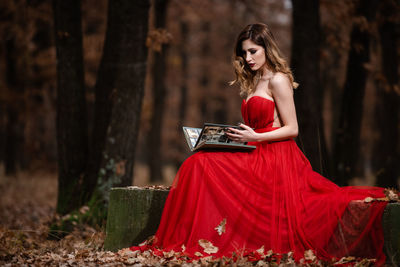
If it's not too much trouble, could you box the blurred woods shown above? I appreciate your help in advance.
[0,0,399,221]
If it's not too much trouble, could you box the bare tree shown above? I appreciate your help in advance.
[87,0,151,223]
[291,0,330,176]
[53,0,89,215]
[333,0,379,185]
[373,0,400,188]
[147,0,170,182]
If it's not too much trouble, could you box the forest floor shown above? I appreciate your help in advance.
[0,168,378,266]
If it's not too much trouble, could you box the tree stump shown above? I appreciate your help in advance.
[104,187,400,265]
[104,186,170,252]
[383,202,400,266]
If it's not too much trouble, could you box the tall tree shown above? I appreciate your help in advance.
[333,0,379,185]
[147,0,170,182]
[373,0,399,188]
[174,21,189,169]
[4,37,24,176]
[87,0,151,223]
[3,1,29,175]
[53,0,89,215]
[199,21,211,121]
[291,0,329,176]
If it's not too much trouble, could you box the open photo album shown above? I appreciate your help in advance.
[182,123,257,152]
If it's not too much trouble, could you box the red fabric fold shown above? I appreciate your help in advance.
[131,96,387,265]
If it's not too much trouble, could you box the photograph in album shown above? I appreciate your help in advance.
[182,123,256,152]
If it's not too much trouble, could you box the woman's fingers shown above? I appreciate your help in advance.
[239,123,252,131]
[227,127,241,134]
[226,132,241,138]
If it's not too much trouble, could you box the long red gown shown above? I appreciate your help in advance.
[132,96,388,264]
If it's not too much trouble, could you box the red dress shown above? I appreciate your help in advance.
[132,96,387,264]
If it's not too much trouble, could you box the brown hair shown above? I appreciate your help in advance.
[230,23,297,97]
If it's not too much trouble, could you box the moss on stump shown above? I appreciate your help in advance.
[104,186,170,252]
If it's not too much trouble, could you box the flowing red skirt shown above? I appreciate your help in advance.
[131,139,387,264]
[131,97,387,265]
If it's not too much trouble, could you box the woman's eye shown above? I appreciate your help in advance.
[250,50,256,54]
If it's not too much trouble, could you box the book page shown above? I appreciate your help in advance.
[197,124,244,147]
[182,127,202,151]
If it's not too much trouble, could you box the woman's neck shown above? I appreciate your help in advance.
[259,68,274,81]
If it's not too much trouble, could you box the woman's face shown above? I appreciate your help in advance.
[241,39,266,71]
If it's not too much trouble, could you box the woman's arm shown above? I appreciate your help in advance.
[226,73,298,142]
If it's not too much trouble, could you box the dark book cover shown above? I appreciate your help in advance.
[182,123,256,152]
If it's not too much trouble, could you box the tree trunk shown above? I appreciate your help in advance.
[291,0,329,176]
[373,1,399,188]
[174,21,189,169]
[3,22,29,176]
[53,0,89,215]
[4,38,19,175]
[87,0,151,224]
[147,0,170,182]
[199,22,211,122]
[333,0,379,185]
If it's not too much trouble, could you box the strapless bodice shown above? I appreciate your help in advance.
[241,96,275,132]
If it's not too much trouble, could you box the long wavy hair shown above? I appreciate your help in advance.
[230,23,297,97]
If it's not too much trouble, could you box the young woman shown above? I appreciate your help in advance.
[131,23,388,264]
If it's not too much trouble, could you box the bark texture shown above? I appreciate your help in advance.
[147,0,170,182]
[53,0,89,215]
[333,0,379,185]
[373,1,400,188]
[291,0,329,176]
[87,0,151,223]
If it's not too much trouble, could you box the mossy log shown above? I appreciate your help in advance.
[104,187,400,265]
[104,186,170,252]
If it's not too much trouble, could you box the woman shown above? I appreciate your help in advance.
[131,23,388,264]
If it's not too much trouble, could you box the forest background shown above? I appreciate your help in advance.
[0,0,399,262]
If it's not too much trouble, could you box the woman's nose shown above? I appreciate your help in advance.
[245,53,251,62]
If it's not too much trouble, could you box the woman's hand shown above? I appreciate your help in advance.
[225,123,260,143]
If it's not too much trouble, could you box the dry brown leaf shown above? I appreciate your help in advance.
[199,255,214,264]
[138,235,157,246]
[214,218,227,236]
[162,249,175,259]
[256,245,265,255]
[337,256,356,263]
[304,249,316,261]
[146,28,173,52]
[79,205,89,214]
[384,188,400,202]
[198,239,218,254]
[364,196,373,203]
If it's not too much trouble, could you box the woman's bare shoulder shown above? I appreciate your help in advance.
[269,72,292,92]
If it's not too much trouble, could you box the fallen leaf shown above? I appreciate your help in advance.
[304,249,316,261]
[256,245,265,256]
[163,250,175,259]
[214,218,227,236]
[384,188,400,202]
[198,239,219,254]
[79,206,89,214]
[194,251,203,257]
[364,197,373,203]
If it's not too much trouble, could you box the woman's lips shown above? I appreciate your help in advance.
[248,63,255,67]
